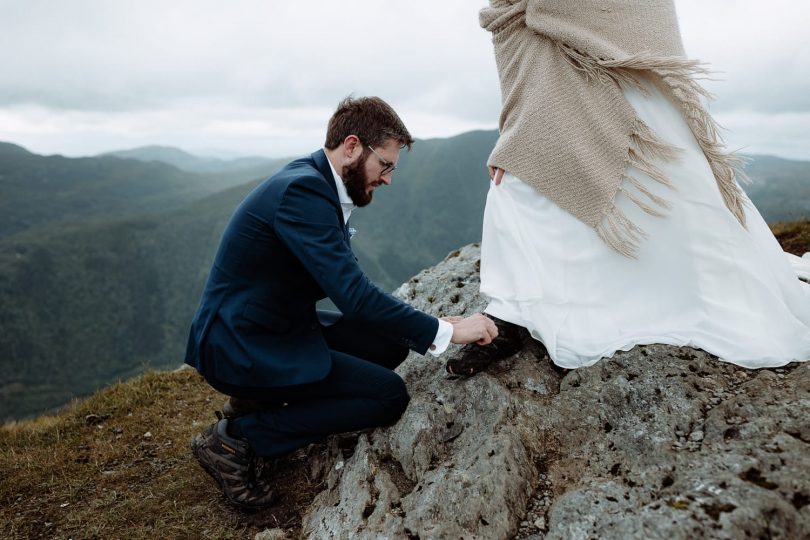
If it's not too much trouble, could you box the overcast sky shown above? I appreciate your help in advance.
[1,0,808,160]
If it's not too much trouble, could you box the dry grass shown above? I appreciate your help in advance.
[0,369,325,540]
[771,219,810,256]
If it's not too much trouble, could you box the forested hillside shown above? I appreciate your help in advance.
[0,142,284,239]
[1,134,807,421]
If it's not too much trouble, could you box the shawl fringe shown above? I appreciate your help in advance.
[595,120,678,257]
[559,43,749,257]
[596,205,648,259]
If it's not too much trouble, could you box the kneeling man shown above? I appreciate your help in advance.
[184,96,497,508]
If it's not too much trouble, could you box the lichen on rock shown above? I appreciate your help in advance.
[300,244,810,539]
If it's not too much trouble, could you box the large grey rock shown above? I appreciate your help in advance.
[300,244,810,539]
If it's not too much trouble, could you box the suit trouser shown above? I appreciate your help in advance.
[203,314,411,458]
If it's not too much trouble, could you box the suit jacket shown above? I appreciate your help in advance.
[184,149,439,388]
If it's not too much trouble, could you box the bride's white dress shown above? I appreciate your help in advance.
[480,77,810,369]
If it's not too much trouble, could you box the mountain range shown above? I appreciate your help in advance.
[103,145,286,176]
[1,133,808,421]
[0,142,288,240]
[743,154,810,223]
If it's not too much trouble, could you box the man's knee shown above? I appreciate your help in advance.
[381,375,410,423]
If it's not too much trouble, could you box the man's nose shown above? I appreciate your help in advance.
[380,173,392,185]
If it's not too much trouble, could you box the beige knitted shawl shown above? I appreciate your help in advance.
[481,0,748,257]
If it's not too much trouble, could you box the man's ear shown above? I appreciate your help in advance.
[343,135,361,159]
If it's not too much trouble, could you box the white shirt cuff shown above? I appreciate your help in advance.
[428,319,453,356]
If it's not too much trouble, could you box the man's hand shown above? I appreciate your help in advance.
[488,166,505,186]
[450,313,498,346]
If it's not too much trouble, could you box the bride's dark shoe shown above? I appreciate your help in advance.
[446,316,526,376]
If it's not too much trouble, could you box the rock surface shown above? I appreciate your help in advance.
[297,244,810,539]
[254,529,288,540]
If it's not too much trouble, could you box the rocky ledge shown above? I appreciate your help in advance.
[295,244,809,539]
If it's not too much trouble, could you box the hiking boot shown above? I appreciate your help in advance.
[446,316,526,376]
[222,397,265,418]
[191,418,276,509]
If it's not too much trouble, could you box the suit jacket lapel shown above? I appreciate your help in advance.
[311,149,351,248]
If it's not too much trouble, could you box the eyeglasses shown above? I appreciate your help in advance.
[364,143,397,176]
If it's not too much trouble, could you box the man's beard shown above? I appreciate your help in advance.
[342,149,373,207]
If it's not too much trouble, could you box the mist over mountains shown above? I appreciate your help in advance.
[743,155,810,223]
[1,132,808,421]
[103,145,287,176]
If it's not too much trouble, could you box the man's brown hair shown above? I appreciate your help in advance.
[324,96,414,151]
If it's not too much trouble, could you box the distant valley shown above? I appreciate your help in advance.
[1,132,808,420]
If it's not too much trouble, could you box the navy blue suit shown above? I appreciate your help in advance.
[185,149,439,456]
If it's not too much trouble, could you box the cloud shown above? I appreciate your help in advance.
[0,102,330,156]
[716,110,810,160]
[678,0,810,114]
[0,1,498,115]
[0,0,807,158]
